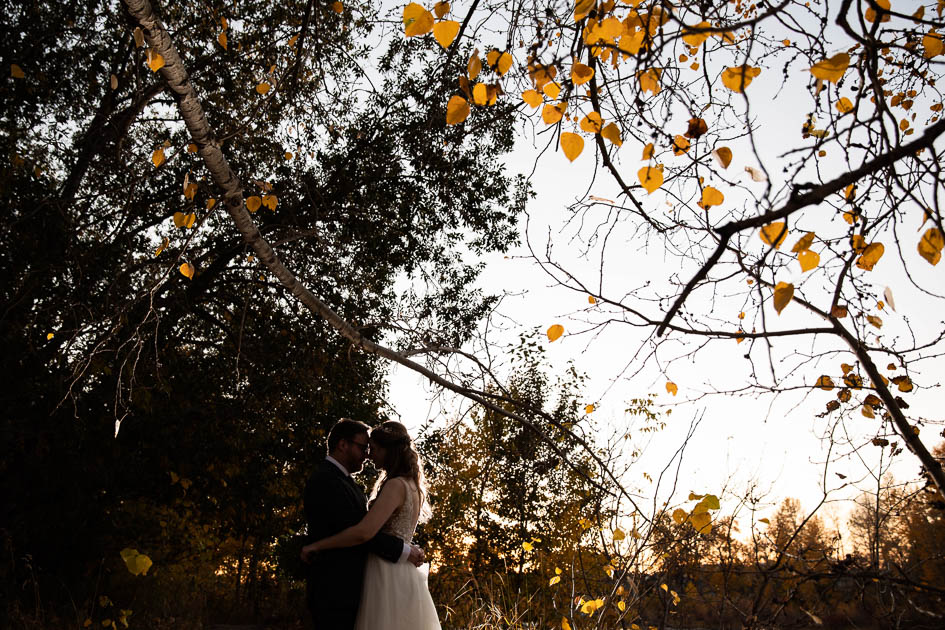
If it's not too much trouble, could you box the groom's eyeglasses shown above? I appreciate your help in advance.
[349,439,370,453]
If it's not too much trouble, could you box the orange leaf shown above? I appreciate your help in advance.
[701,186,724,209]
[637,165,663,194]
[433,1,450,19]
[152,148,166,167]
[218,31,228,50]
[721,65,761,92]
[179,263,194,279]
[472,83,488,105]
[665,381,678,396]
[256,82,271,94]
[585,404,595,414]
[759,222,787,249]
[810,53,850,83]
[246,196,262,213]
[601,123,622,146]
[712,147,732,169]
[579,112,603,133]
[637,68,662,94]
[403,3,434,37]
[497,52,513,76]
[433,20,460,49]
[467,53,482,80]
[918,227,943,265]
[332,1,343,13]
[798,249,820,272]
[146,49,165,72]
[855,242,884,271]
[542,102,566,125]
[865,0,890,23]
[642,143,655,160]
[816,375,835,391]
[522,89,542,108]
[446,95,470,125]
[547,324,564,342]
[571,62,595,85]
[560,132,584,162]
[672,135,690,155]
[837,97,854,113]
[773,282,794,314]
[791,232,815,253]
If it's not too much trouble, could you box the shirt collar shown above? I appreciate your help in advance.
[325,454,350,477]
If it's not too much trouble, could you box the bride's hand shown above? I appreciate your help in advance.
[300,543,320,564]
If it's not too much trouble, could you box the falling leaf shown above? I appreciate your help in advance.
[433,20,459,49]
[918,227,943,265]
[856,242,884,270]
[542,102,567,125]
[547,324,564,342]
[601,123,622,146]
[665,381,678,396]
[571,62,595,85]
[759,517,770,524]
[151,148,165,167]
[155,237,169,256]
[798,250,820,272]
[403,3,434,37]
[585,404,595,414]
[759,222,788,248]
[883,287,896,311]
[119,549,153,576]
[721,65,761,92]
[809,53,850,83]
[442,95,470,125]
[712,147,733,169]
[744,166,767,181]
[701,186,724,209]
[218,31,228,50]
[816,375,835,390]
[146,49,165,72]
[837,97,854,113]
[773,282,794,314]
[638,165,663,194]
[256,82,271,94]
[522,89,542,108]
[246,196,262,212]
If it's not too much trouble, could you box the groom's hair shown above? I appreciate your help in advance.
[327,418,370,452]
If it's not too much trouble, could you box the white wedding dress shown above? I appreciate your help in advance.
[354,477,440,630]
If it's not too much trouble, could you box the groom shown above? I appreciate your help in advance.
[302,418,424,630]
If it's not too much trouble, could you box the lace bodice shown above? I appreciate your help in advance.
[380,477,420,541]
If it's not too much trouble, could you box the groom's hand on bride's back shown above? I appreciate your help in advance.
[408,544,426,567]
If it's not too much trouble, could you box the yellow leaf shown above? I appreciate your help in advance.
[618,601,626,612]
[918,227,943,265]
[856,242,884,271]
[173,212,186,228]
[206,198,217,209]
[543,81,561,100]
[467,53,482,80]
[549,575,561,586]
[403,3,434,36]
[866,314,883,329]
[562,618,572,630]
[638,165,663,194]
[759,222,788,248]
[433,20,460,49]
[133,27,144,48]
[773,282,794,315]
[691,511,712,534]
[572,62,595,85]
[246,196,262,213]
[638,68,662,94]
[150,148,166,168]
[672,507,688,524]
[542,102,566,125]
[701,186,724,209]
[256,82,271,95]
[924,31,944,58]
[810,53,850,83]
[218,31,228,50]
[522,89,542,108]
[791,232,815,253]
[146,49,165,72]
[721,65,761,92]
[434,1,450,19]
[712,147,733,169]
[522,541,533,551]
[865,0,890,23]
[759,517,770,524]
[497,52,513,76]
[574,0,595,22]
[332,1,343,13]
[816,375,834,391]
[446,95,470,125]
[682,21,712,47]
[472,82,488,106]
[46,332,54,340]
[579,112,603,133]
[585,404,596,414]
[155,237,169,256]
[642,143,655,160]
[120,548,153,576]
[672,135,690,155]
[665,381,678,396]
[798,249,820,272]
[837,97,854,113]
[613,528,626,540]
[547,324,565,342]
[183,213,195,229]
[588,295,597,304]
[184,182,198,200]
[11,63,25,79]
[262,194,278,210]
[601,122,622,146]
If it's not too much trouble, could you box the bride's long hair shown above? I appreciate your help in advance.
[370,421,431,522]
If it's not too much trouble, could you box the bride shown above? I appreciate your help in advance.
[301,421,440,630]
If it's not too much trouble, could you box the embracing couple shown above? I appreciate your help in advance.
[301,418,440,630]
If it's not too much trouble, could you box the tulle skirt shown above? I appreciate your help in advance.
[354,555,441,630]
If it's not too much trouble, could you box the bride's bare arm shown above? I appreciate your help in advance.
[302,480,406,555]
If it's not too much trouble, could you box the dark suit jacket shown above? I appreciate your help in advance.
[303,458,404,628]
